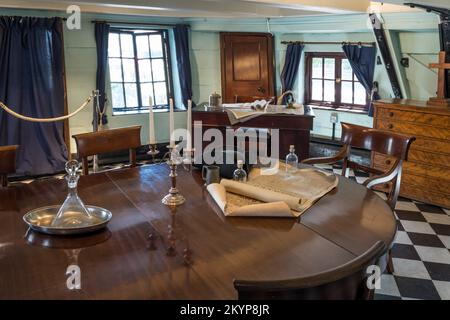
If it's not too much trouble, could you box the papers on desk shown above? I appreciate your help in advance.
[207,163,338,218]
[222,99,271,109]
[222,103,305,125]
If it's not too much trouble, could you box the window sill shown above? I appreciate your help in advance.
[307,104,368,115]
[111,108,189,116]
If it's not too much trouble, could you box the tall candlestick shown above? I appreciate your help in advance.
[149,96,156,144]
[187,99,192,151]
[169,98,175,148]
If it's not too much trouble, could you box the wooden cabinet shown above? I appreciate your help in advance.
[373,99,450,209]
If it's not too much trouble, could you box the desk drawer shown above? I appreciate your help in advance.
[404,161,450,182]
[376,107,450,128]
[372,152,396,171]
[408,149,450,169]
[376,120,450,140]
[373,153,450,181]
[410,137,450,155]
[403,173,450,196]
[401,183,450,209]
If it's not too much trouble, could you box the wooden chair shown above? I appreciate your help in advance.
[234,241,386,300]
[302,122,416,273]
[0,145,19,187]
[302,122,415,209]
[72,126,141,175]
[234,95,276,103]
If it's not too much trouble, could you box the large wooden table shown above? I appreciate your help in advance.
[0,165,396,299]
[192,107,314,160]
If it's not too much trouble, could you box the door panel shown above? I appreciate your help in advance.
[221,33,275,103]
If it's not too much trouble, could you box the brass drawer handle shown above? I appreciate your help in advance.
[385,159,391,165]
[388,112,394,117]
[388,124,394,129]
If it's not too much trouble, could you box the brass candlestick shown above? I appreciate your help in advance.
[161,146,185,206]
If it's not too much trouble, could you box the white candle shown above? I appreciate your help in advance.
[169,98,175,148]
[148,96,156,145]
[187,99,192,151]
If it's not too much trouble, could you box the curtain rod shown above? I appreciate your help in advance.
[281,41,375,46]
[91,20,180,28]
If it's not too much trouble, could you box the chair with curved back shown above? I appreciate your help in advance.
[0,145,19,187]
[234,241,386,300]
[72,126,141,175]
[302,122,416,273]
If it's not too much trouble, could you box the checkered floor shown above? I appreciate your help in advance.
[316,163,450,300]
[11,159,450,300]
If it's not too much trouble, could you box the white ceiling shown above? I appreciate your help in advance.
[372,0,450,10]
[0,0,446,18]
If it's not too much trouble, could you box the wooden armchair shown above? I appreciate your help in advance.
[234,241,386,300]
[72,126,141,175]
[302,123,415,274]
[0,145,19,187]
[302,122,415,210]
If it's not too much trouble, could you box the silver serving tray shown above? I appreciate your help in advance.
[23,205,112,235]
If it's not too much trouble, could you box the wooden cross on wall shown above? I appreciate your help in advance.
[428,51,450,107]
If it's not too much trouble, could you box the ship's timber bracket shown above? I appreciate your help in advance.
[405,3,450,98]
[370,13,406,99]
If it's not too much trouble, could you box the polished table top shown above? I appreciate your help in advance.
[0,165,396,299]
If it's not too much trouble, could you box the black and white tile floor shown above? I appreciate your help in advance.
[12,159,450,300]
[315,163,450,300]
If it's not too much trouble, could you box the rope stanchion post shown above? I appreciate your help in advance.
[92,89,100,173]
[93,90,100,133]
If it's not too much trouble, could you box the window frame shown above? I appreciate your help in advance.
[304,52,368,112]
[108,28,174,114]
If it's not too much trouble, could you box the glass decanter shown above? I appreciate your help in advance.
[51,160,93,227]
[285,145,299,173]
[233,160,247,182]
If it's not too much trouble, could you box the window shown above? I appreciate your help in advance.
[305,52,368,111]
[108,28,173,114]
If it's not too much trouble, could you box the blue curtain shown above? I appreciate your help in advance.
[0,16,68,176]
[173,25,193,108]
[280,43,304,104]
[342,44,378,116]
[95,22,109,125]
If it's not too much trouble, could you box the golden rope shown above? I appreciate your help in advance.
[0,93,94,123]
[94,93,107,131]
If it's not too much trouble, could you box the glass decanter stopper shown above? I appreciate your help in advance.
[285,145,299,173]
[233,160,247,182]
[52,160,93,227]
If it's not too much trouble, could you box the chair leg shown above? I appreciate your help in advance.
[1,174,7,187]
[130,149,136,167]
[367,289,375,300]
[386,249,395,274]
[82,157,89,175]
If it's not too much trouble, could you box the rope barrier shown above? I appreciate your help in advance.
[0,93,95,123]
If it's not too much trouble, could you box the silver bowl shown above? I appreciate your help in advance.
[23,205,112,235]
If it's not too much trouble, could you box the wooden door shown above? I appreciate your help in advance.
[220,33,275,103]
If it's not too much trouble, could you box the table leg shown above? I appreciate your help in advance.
[279,129,310,161]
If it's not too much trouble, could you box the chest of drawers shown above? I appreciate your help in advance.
[373,99,450,209]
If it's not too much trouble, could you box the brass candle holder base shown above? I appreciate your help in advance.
[147,143,160,156]
[162,161,186,206]
[162,146,185,207]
